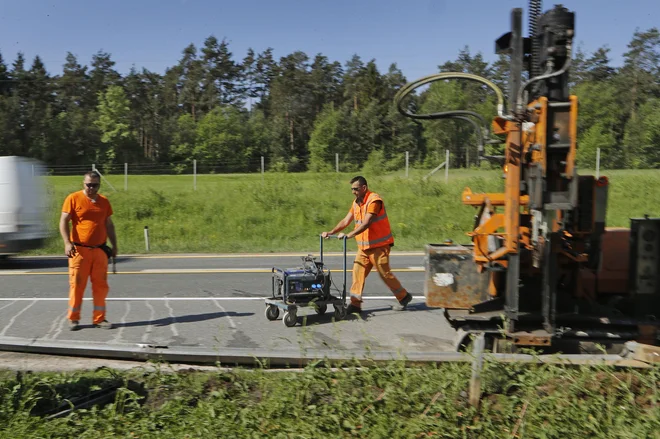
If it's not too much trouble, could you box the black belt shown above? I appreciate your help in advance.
[73,242,103,249]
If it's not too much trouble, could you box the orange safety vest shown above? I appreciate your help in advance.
[352,190,394,250]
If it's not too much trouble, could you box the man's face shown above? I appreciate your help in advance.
[350,182,367,200]
[83,176,101,198]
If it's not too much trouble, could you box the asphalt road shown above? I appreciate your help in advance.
[0,252,458,363]
[0,252,427,298]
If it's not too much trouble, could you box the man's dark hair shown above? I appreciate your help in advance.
[350,176,367,187]
[84,171,101,181]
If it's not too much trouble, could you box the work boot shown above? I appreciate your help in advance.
[392,293,413,311]
[346,304,362,314]
[69,320,80,331]
[94,320,113,330]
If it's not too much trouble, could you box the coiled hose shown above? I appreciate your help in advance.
[393,72,508,161]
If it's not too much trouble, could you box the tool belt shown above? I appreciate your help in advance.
[73,242,113,259]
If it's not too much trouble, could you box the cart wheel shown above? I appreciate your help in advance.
[315,304,328,315]
[334,305,347,321]
[283,311,298,327]
[265,305,280,321]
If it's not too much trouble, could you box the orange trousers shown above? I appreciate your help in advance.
[67,246,109,324]
[350,245,407,307]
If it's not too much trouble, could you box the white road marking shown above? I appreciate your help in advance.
[142,301,156,343]
[0,300,17,311]
[212,300,237,330]
[126,252,424,259]
[165,300,179,337]
[139,268,271,274]
[0,267,424,276]
[0,300,36,336]
[0,296,422,301]
[44,314,63,340]
[112,302,132,344]
[50,316,66,341]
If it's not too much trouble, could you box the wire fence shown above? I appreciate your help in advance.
[42,147,615,180]
[44,151,436,177]
[45,160,258,176]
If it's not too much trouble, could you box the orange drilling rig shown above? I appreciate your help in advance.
[395,1,660,351]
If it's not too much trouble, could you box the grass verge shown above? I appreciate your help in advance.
[0,359,659,438]
[34,169,660,255]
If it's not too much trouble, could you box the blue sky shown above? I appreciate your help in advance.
[0,0,657,81]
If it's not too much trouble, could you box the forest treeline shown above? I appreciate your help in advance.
[0,27,658,173]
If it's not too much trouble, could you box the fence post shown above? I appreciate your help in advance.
[193,159,197,191]
[261,156,265,181]
[596,148,601,179]
[469,333,486,407]
[91,166,116,192]
[445,150,449,183]
[124,163,128,191]
[405,151,409,178]
[335,153,339,173]
[144,226,150,252]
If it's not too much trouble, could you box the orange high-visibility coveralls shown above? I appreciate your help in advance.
[349,191,408,308]
[62,191,113,324]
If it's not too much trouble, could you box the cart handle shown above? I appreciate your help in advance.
[319,234,348,297]
[324,234,347,239]
[319,234,347,262]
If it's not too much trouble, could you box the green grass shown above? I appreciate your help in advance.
[1,360,659,438]
[36,169,660,255]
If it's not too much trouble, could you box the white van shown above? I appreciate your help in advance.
[0,156,49,256]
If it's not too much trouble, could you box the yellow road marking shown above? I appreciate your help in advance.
[126,252,424,259]
[0,268,424,276]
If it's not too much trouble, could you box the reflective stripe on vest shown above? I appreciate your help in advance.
[356,233,393,248]
[354,212,388,225]
[352,191,394,250]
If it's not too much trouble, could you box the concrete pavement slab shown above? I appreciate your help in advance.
[0,297,457,367]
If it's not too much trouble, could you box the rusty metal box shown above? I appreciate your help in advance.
[424,244,491,309]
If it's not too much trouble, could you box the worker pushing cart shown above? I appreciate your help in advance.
[321,176,413,314]
[265,235,348,327]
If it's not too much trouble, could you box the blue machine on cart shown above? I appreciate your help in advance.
[265,235,348,327]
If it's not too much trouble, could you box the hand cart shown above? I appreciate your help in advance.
[265,235,348,327]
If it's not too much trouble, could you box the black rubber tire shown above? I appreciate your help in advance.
[265,305,279,321]
[283,311,297,327]
[334,305,347,321]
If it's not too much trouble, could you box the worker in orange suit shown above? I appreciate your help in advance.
[322,176,412,314]
[59,171,117,331]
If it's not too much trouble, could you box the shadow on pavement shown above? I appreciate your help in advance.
[295,302,434,326]
[360,302,435,317]
[102,311,255,329]
[0,257,69,270]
